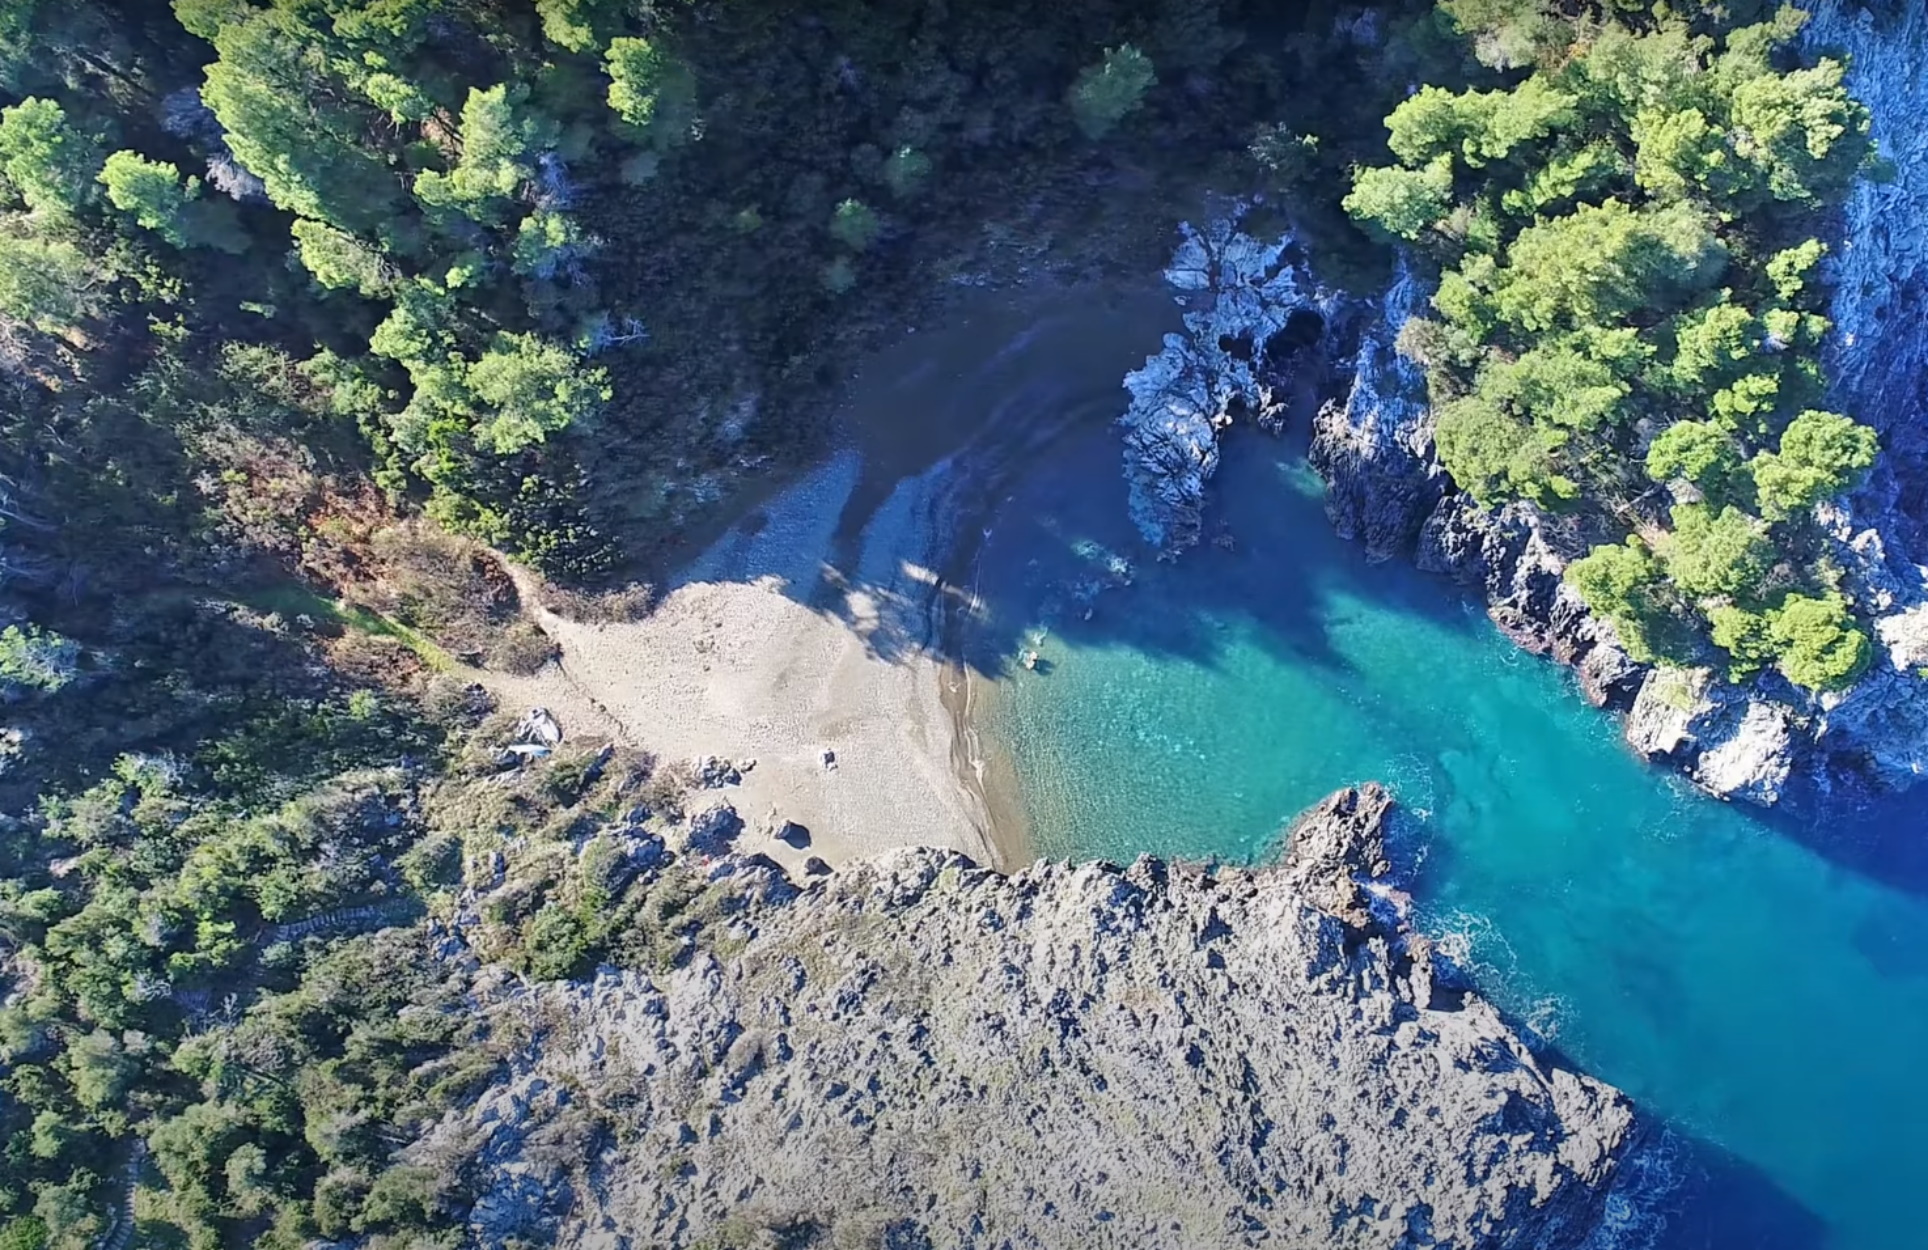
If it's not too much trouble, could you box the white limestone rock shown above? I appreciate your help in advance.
[1119,212,1344,555]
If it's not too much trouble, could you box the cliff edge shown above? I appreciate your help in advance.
[415,786,1636,1249]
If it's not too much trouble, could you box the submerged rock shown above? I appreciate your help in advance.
[422,787,1638,1249]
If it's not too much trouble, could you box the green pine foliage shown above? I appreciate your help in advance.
[0,99,97,218]
[1068,44,1156,140]
[1348,5,1883,692]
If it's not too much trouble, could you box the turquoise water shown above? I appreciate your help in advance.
[974,425,1928,1250]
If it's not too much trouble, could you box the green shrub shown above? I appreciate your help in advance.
[1663,504,1774,601]
[1749,409,1879,520]
[829,199,880,252]
[1068,44,1155,140]
[1350,7,1881,688]
[1770,592,1871,692]
[0,624,77,693]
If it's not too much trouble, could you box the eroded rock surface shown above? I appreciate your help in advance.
[418,787,1637,1249]
[1417,497,1643,712]
[1309,259,1448,561]
[1118,214,1344,556]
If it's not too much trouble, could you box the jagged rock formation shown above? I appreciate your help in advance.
[1415,498,1645,712]
[415,787,1637,1249]
[1118,214,1345,556]
[1308,258,1449,562]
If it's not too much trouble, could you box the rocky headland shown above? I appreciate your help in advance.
[413,786,1637,1248]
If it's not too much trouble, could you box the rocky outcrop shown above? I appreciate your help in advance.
[1279,782,1401,927]
[1119,214,1345,556]
[1308,260,1449,561]
[1417,497,1644,711]
[1149,198,1926,801]
[418,788,1638,1249]
[1103,6,1928,805]
[1623,670,1797,806]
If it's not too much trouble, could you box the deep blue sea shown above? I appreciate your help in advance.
[971,423,1928,1250]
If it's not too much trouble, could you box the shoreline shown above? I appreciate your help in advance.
[476,277,1177,874]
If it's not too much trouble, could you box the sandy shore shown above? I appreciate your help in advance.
[485,447,1004,873]
[478,281,1178,873]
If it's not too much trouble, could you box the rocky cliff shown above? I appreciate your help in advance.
[413,787,1637,1249]
[1122,161,1928,804]
[1308,258,1449,563]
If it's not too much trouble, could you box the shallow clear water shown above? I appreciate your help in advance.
[973,425,1928,1250]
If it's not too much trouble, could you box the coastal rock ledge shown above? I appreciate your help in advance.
[420,786,1637,1249]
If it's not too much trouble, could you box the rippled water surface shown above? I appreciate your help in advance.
[972,423,1928,1250]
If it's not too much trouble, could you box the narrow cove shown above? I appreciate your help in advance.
[967,421,1928,1250]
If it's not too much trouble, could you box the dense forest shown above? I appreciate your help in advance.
[1345,1,1881,690]
[0,0,1885,1245]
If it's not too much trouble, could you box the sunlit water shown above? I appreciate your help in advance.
[971,424,1928,1250]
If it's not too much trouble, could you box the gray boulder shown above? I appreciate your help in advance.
[691,755,742,788]
[684,801,743,855]
[1624,669,1797,806]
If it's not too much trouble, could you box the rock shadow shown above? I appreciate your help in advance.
[1747,779,1928,907]
[1655,1132,1828,1250]
[945,421,1487,684]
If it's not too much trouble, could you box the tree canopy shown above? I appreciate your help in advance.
[1348,4,1882,691]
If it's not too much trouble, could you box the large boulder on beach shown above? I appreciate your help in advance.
[683,801,743,854]
[416,786,1638,1249]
